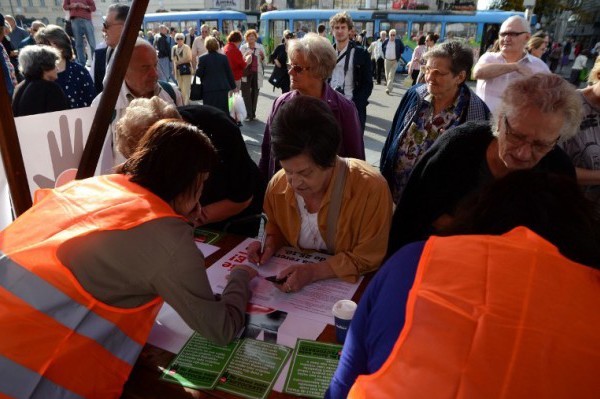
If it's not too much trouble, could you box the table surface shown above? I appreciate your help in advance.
[120,233,370,399]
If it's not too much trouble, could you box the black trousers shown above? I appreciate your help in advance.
[241,72,259,119]
[375,58,385,84]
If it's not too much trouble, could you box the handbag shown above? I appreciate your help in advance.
[268,66,285,88]
[177,62,191,75]
[190,78,203,101]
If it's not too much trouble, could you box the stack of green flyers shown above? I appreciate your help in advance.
[162,333,292,399]
[283,339,343,398]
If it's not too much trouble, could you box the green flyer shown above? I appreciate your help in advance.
[194,228,224,244]
[216,338,292,399]
[283,339,343,398]
[161,333,241,389]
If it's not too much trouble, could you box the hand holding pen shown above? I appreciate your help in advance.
[247,237,276,266]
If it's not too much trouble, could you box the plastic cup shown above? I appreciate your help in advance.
[332,299,357,344]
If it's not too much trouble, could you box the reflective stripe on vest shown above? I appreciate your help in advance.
[0,175,182,399]
[0,354,85,399]
[349,227,600,399]
[0,253,142,366]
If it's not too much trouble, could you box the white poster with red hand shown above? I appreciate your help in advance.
[0,107,110,230]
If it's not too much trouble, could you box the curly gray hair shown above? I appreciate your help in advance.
[18,44,60,80]
[493,73,582,141]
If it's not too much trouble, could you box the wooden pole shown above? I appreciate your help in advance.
[76,0,150,179]
[0,64,32,216]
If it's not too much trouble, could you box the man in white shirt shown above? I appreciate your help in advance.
[329,11,373,133]
[191,24,209,71]
[374,30,386,85]
[474,15,549,115]
[92,38,184,170]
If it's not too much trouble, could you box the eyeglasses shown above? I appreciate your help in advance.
[503,115,558,153]
[103,21,123,30]
[287,63,311,74]
[499,31,527,38]
[423,65,451,78]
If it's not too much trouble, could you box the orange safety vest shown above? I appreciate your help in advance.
[349,227,600,399]
[0,174,182,399]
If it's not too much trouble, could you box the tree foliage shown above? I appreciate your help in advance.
[488,0,525,11]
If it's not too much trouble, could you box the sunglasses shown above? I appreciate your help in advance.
[103,21,123,30]
[176,38,183,41]
[286,63,311,74]
[499,31,527,38]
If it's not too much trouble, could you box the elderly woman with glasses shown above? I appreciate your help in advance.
[248,95,392,293]
[172,32,193,104]
[259,33,364,180]
[381,41,490,206]
[387,73,581,255]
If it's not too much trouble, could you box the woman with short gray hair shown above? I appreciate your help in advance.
[258,33,365,180]
[12,44,69,117]
[380,40,491,205]
[171,31,192,104]
[35,24,96,108]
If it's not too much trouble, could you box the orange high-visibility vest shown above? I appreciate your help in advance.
[349,227,600,399]
[0,174,182,399]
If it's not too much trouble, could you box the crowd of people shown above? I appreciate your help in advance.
[1,7,599,399]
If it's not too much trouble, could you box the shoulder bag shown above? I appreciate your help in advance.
[325,157,349,254]
[190,77,203,101]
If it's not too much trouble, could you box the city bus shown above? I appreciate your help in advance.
[143,10,248,37]
[259,9,530,64]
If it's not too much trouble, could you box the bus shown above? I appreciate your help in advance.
[143,10,248,37]
[259,9,530,64]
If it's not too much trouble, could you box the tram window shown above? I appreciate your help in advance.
[354,21,375,39]
[381,21,407,40]
[201,20,218,31]
[293,20,316,36]
[445,22,477,43]
[410,22,441,41]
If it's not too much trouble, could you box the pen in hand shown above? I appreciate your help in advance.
[257,213,268,266]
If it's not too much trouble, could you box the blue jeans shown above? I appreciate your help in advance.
[71,17,96,66]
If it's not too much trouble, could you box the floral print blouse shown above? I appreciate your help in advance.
[392,85,469,203]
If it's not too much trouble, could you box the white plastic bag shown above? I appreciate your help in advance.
[229,92,247,122]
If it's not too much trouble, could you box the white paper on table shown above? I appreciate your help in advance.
[206,238,363,325]
[147,303,194,354]
[194,241,220,258]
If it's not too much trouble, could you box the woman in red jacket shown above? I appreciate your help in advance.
[224,30,246,90]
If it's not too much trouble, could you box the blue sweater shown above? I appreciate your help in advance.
[325,241,425,398]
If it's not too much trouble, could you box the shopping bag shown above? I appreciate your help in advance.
[229,93,247,121]
[579,67,589,82]
[402,75,412,88]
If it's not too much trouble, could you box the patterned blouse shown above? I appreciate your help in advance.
[392,85,469,203]
[56,61,96,109]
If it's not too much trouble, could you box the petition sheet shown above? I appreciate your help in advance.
[206,238,363,325]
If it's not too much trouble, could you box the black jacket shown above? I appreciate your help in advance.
[333,41,373,107]
[196,52,235,93]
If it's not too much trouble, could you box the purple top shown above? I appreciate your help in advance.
[258,83,365,180]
